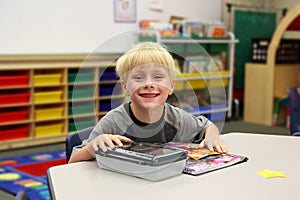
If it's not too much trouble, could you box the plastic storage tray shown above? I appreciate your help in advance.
[99,85,121,96]
[175,73,206,90]
[35,107,64,120]
[0,75,29,87]
[34,74,62,86]
[0,126,28,141]
[99,72,119,81]
[0,92,30,105]
[68,87,94,99]
[68,118,95,132]
[68,103,94,115]
[0,109,28,123]
[34,91,62,103]
[99,101,122,112]
[96,142,187,181]
[35,123,63,137]
[68,72,94,83]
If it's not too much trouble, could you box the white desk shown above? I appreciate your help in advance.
[47,133,300,200]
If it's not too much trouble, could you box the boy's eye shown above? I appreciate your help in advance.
[133,75,144,81]
[154,74,164,79]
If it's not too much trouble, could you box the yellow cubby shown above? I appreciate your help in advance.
[34,91,63,103]
[35,106,64,120]
[175,73,206,90]
[35,122,64,137]
[34,74,62,86]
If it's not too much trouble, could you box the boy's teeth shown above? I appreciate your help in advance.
[142,94,156,97]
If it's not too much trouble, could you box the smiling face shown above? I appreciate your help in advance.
[116,42,177,123]
[121,64,175,114]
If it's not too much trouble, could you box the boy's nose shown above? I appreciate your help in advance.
[144,77,154,88]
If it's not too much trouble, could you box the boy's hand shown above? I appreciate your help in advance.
[199,124,228,153]
[199,138,228,153]
[85,134,132,157]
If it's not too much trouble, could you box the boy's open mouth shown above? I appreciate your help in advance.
[139,93,159,98]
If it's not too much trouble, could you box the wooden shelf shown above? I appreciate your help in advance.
[0,53,122,150]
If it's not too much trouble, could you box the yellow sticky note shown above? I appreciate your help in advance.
[256,169,286,178]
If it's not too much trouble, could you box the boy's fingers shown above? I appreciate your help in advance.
[118,135,132,142]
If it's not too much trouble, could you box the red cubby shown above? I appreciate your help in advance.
[0,108,29,123]
[0,71,29,87]
[0,125,28,141]
[0,90,30,105]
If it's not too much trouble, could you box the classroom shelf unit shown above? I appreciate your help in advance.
[0,53,122,150]
[137,30,238,120]
[244,4,300,126]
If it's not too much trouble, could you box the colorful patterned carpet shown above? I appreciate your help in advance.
[0,149,66,200]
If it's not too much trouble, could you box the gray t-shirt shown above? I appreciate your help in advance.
[75,103,212,150]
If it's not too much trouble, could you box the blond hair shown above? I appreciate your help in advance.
[116,42,176,80]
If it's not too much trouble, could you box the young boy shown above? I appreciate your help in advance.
[69,42,227,163]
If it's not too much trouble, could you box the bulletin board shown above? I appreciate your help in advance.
[234,10,276,90]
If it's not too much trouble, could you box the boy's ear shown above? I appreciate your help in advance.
[120,80,130,96]
[168,80,176,95]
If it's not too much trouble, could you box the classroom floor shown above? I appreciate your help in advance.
[0,119,291,200]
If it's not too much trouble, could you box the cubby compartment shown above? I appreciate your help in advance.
[0,89,30,105]
[0,54,123,150]
[33,69,64,86]
[68,85,95,99]
[205,104,227,122]
[99,68,119,81]
[0,70,30,87]
[35,104,64,120]
[68,117,96,132]
[99,83,122,96]
[68,68,95,83]
[68,101,95,116]
[175,73,206,91]
[34,121,64,137]
[0,107,29,123]
[34,89,63,103]
[0,125,28,141]
[99,99,122,112]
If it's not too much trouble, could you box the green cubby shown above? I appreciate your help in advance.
[68,117,96,132]
[68,86,94,99]
[68,101,95,116]
[68,69,95,83]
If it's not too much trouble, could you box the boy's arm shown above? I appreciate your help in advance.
[68,134,132,164]
[199,123,228,153]
[68,147,95,163]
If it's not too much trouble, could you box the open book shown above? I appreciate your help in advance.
[164,142,248,176]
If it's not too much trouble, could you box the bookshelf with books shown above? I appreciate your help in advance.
[137,29,238,121]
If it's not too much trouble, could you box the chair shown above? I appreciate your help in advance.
[288,87,300,136]
[15,191,29,200]
[65,127,94,162]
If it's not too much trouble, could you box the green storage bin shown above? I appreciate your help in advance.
[68,87,94,99]
[68,118,95,132]
[68,72,94,83]
[138,35,157,42]
[187,43,208,53]
[69,103,94,115]
[164,43,184,54]
[209,44,228,53]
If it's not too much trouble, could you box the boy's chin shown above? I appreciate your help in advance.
[141,102,164,111]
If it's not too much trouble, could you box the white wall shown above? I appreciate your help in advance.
[0,0,222,54]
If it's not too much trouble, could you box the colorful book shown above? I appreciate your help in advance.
[164,142,248,176]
